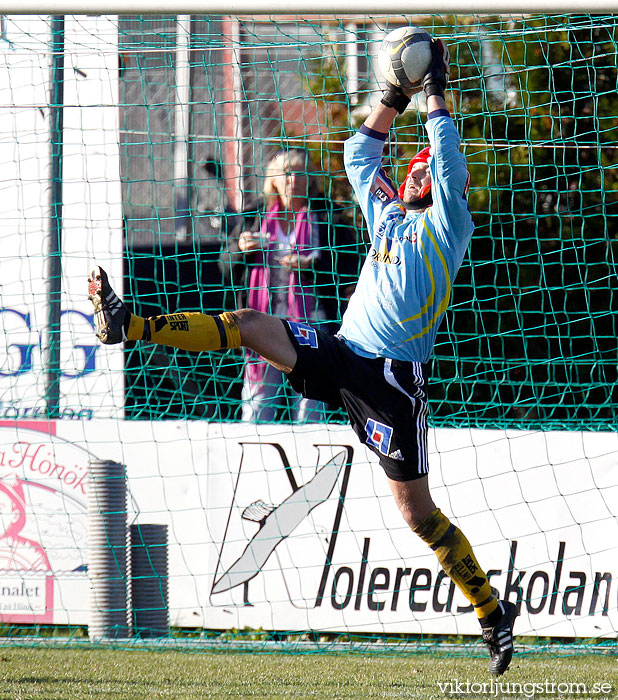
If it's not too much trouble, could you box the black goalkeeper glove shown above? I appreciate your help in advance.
[423,38,450,99]
[380,81,411,115]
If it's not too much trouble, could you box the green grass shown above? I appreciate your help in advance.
[0,647,615,699]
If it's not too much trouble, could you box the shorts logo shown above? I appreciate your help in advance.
[365,418,393,456]
[288,321,318,348]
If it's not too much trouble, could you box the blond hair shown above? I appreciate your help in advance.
[262,150,315,210]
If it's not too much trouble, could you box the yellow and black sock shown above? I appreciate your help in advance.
[126,311,241,352]
[414,508,500,626]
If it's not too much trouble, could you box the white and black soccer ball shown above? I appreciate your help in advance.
[377,26,433,92]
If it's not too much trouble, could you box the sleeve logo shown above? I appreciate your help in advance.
[370,172,396,204]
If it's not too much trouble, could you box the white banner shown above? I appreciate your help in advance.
[0,16,123,420]
[0,419,616,638]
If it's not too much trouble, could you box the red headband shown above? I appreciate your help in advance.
[397,147,432,199]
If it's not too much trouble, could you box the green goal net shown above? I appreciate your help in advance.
[116,13,618,430]
[0,12,617,652]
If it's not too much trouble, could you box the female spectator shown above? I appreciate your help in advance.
[230,149,327,422]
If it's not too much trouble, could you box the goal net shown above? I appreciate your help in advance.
[0,12,616,649]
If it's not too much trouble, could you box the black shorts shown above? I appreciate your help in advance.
[283,320,429,482]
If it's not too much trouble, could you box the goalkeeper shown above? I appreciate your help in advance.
[88,37,516,675]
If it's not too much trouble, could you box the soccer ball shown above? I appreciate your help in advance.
[377,26,433,92]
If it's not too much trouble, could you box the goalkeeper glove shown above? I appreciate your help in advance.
[423,38,450,99]
[380,81,411,115]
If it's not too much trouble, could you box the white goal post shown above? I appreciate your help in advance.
[1,1,618,14]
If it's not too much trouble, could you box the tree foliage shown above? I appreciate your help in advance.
[311,15,618,430]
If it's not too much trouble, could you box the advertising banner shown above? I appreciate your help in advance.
[0,420,616,638]
[0,16,123,420]
[0,421,89,623]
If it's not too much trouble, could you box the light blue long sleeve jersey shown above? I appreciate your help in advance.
[338,109,474,364]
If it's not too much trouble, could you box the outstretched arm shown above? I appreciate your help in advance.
[361,92,448,136]
[362,101,398,134]
[426,94,448,115]
[343,37,451,232]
